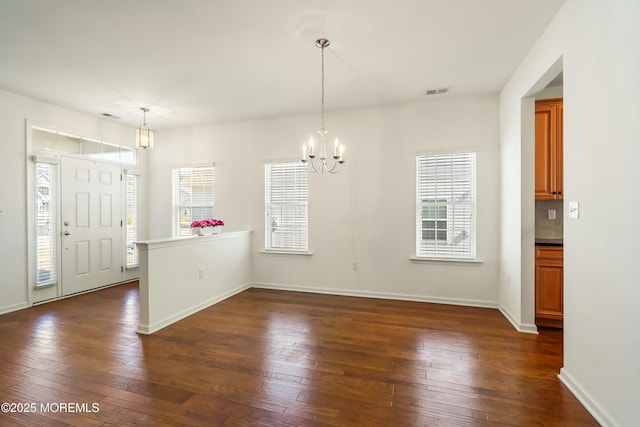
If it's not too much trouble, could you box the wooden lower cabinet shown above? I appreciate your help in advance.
[535,245,563,328]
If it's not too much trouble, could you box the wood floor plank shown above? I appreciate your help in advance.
[0,282,598,426]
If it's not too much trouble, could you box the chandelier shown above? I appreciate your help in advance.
[135,107,154,149]
[301,38,345,173]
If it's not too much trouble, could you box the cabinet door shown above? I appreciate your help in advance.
[555,103,563,199]
[535,103,556,200]
[535,263,563,320]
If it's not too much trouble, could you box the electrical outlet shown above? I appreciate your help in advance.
[199,268,204,279]
[548,209,556,220]
[0,208,5,217]
[352,262,359,271]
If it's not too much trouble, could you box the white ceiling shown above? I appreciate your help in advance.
[0,0,564,129]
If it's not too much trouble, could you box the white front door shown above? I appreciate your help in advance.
[61,157,122,296]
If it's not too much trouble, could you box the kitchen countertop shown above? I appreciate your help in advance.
[535,238,563,246]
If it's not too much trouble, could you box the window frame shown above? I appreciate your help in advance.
[31,125,136,165]
[264,161,309,252]
[124,172,139,268]
[172,165,215,238]
[416,152,477,260]
[34,160,59,288]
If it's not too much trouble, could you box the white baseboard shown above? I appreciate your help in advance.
[137,283,250,335]
[0,301,29,316]
[498,305,539,334]
[251,282,498,309]
[559,368,616,427]
[253,283,544,336]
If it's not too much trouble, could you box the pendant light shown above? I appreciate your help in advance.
[135,107,154,149]
[301,38,345,174]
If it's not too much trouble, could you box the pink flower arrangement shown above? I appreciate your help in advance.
[190,218,225,228]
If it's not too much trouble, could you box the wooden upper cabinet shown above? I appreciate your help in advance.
[556,103,563,197]
[535,99,563,200]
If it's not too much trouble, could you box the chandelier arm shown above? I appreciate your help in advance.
[327,158,341,174]
[307,157,321,173]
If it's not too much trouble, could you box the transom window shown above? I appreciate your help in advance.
[31,126,136,164]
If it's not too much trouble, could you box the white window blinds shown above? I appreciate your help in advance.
[265,162,308,251]
[172,166,215,237]
[35,162,57,287]
[416,153,476,259]
[125,174,138,267]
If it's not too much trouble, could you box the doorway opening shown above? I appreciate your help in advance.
[533,75,564,330]
[27,124,140,305]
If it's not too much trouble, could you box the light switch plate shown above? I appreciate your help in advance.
[569,201,579,219]
[548,209,556,220]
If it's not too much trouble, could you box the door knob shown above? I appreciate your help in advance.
[63,230,71,236]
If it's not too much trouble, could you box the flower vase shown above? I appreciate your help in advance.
[193,227,214,236]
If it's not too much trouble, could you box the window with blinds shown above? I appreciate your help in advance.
[35,162,57,287]
[416,153,476,259]
[265,162,308,251]
[125,174,138,267]
[172,166,215,237]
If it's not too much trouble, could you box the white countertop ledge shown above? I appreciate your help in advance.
[135,230,252,249]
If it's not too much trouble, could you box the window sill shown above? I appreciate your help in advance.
[410,256,483,265]
[34,282,57,290]
[260,250,313,256]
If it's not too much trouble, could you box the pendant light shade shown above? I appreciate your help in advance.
[136,107,154,149]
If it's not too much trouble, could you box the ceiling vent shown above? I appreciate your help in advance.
[425,88,449,96]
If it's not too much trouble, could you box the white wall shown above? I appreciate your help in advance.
[0,88,143,314]
[137,231,251,334]
[149,94,500,306]
[500,0,640,425]
[535,85,563,100]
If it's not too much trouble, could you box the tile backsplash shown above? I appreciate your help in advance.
[535,200,564,239]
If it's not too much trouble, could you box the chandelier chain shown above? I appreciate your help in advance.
[321,43,325,132]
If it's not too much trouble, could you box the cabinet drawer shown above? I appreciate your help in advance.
[535,246,563,260]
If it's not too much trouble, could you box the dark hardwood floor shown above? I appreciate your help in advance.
[0,282,597,426]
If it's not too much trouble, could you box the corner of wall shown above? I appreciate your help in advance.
[498,304,538,334]
[558,368,617,427]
